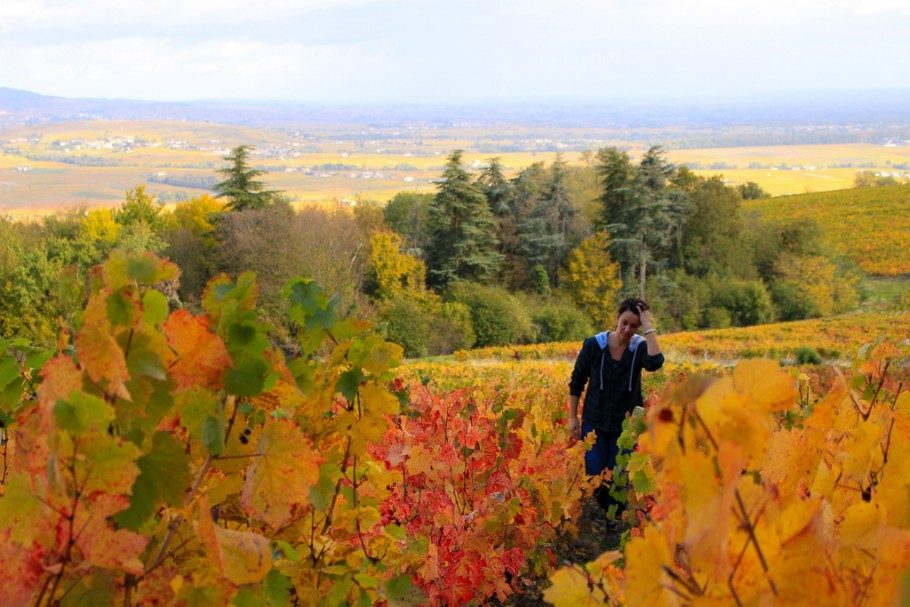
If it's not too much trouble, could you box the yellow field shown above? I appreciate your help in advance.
[666,143,910,196]
[2,119,907,213]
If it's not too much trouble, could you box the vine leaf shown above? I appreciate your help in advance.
[198,496,272,585]
[76,290,131,400]
[76,495,148,575]
[114,432,191,530]
[164,310,231,391]
[242,419,322,529]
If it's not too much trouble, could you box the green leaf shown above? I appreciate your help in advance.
[354,573,379,589]
[310,461,341,511]
[0,358,19,391]
[203,411,226,456]
[129,349,167,381]
[106,290,139,326]
[336,368,363,400]
[0,474,46,545]
[79,433,142,495]
[321,564,352,576]
[142,290,169,326]
[25,348,53,371]
[231,588,262,607]
[178,388,219,446]
[631,469,655,494]
[264,569,295,607]
[324,577,354,606]
[114,432,191,529]
[275,540,301,563]
[385,575,426,606]
[54,391,114,434]
[384,524,407,542]
[224,357,269,397]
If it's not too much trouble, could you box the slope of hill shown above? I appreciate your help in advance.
[454,312,910,363]
[743,185,910,276]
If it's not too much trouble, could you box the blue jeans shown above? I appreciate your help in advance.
[582,422,625,513]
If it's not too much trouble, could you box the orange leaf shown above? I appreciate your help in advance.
[75,292,131,400]
[164,310,231,391]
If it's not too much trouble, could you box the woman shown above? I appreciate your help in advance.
[567,298,664,512]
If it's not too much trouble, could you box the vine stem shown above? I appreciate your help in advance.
[147,395,237,572]
[42,438,88,606]
[690,408,778,598]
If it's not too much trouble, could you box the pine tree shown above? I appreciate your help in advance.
[475,157,513,216]
[214,145,277,211]
[518,156,577,286]
[598,146,690,298]
[426,150,503,286]
[595,147,636,281]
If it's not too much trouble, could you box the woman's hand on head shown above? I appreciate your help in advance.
[637,305,654,331]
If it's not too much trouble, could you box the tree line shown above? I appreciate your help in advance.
[0,144,863,356]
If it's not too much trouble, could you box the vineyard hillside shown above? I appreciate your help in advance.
[743,185,910,276]
[456,312,910,364]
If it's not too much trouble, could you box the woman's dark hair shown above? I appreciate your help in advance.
[617,297,649,317]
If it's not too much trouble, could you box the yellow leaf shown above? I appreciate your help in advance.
[544,565,601,606]
[839,500,884,551]
[197,497,271,585]
[732,359,797,413]
[242,420,322,528]
[778,497,822,545]
[624,526,677,606]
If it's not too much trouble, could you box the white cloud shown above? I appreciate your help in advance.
[1,36,394,101]
[0,0,401,37]
[0,0,907,103]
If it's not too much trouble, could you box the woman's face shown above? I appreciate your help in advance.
[614,310,641,343]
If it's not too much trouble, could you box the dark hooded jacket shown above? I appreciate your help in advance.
[569,331,665,432]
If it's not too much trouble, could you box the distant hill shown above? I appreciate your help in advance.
[3,86,910,141]
[743,185,910,276]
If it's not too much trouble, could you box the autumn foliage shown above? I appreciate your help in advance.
[0,252,592,606]
[546,343,910,605]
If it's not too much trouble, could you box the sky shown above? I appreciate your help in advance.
[0,0,908,104]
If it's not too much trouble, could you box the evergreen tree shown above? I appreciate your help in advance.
[595,147,637,281]
[476,157,513,216]
[599,146,690,298]
[499,162,548,288]
[426,150,503,286]
[214,145,277,211]
[518,156,577,285]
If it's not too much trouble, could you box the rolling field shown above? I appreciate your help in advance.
[744,184,910,275]
[2,119,908,214]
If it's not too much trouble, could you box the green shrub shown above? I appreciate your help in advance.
[721,279,775,326]
[770,280,820,321]
[377,296,476,358]
[532,301,593,343]
[378,296,432,358]
[446,281,533,347]
[427,301,476,354]
[794,346,823,365]
[703,306,732,329]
